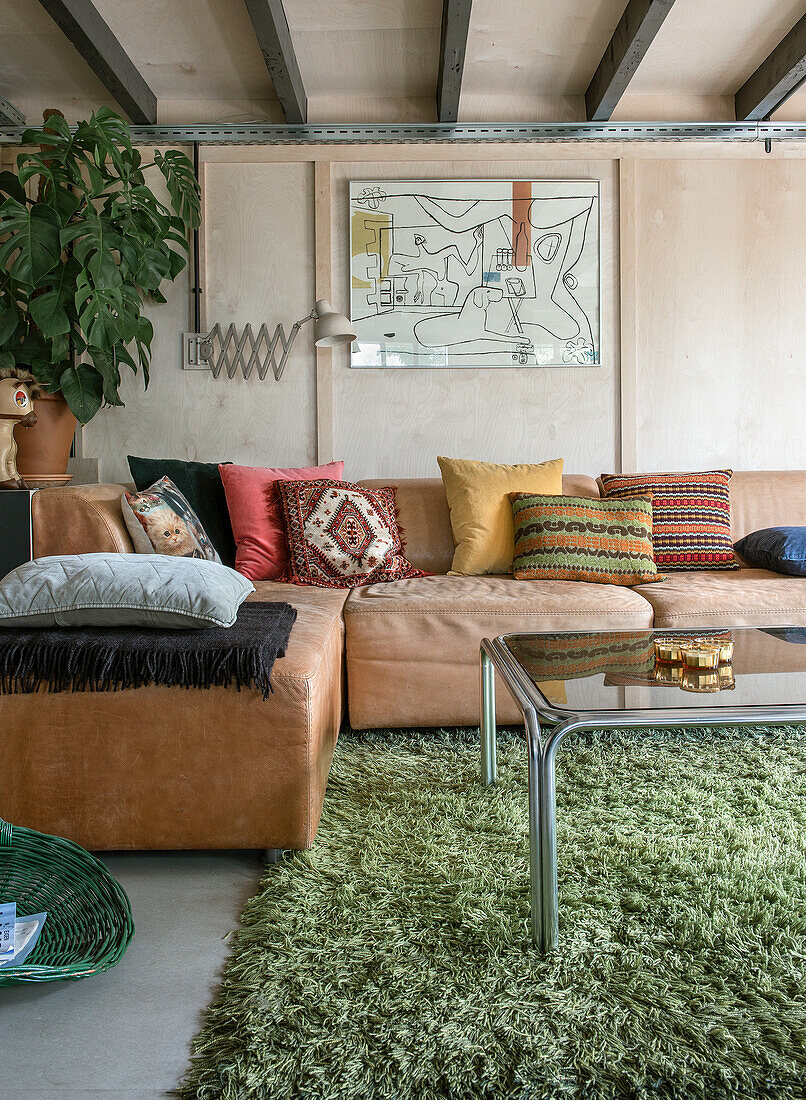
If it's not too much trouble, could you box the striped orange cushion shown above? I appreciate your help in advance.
[599,470,738,572]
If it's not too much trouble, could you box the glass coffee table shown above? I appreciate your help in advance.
[480,626,806,952]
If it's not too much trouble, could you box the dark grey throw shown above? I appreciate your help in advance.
[0,602,296,699]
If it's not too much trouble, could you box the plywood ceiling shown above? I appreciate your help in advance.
[286,0,442,98]
[1,0,805,123]
[463,0,627,97]
[94,0,273,100]
[626,0,806,94]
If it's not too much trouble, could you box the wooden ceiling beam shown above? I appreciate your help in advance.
[0,94,25,127]
[736,13,806,120]
[36,0,156,124]
[243,0,307,124]
[585,0,676,122]
[437,0,473,123]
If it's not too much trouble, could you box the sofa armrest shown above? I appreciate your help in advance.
[31,484,133,558]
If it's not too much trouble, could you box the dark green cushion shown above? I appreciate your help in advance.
[127,457,236,567]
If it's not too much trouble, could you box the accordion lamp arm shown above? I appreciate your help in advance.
[185,301,356,380]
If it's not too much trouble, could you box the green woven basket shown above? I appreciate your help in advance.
[0,818,134,985]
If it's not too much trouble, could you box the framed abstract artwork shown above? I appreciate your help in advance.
[349,179,600,368]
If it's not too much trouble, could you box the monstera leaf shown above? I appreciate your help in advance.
[0,200,62,287]
[0,172,26,204]
[154,150,202,230]
[28,262,78,338]
[74,271,141,350]
[58,362,104,424]
[0,305,18,344]
[0,108,200,423]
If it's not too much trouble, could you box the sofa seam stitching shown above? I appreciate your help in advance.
[305,673,311,847]
[657,609,806,617]
[344,609,654,616]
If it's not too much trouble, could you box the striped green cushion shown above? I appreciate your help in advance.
[509,493,663,585]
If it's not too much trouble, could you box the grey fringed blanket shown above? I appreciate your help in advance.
[0,602,296,699]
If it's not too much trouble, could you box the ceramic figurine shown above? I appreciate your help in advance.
[0,371,40,490]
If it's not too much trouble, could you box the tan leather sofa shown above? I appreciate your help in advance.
[2,470,805,851]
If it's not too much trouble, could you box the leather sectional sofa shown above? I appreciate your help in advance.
[3,471,806,853]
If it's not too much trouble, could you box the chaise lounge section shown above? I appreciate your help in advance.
[3,485,345,852]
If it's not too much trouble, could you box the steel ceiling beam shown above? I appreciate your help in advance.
[1,121,804,146]
[736,13,806,121]
[586,0,677,122]
[243,0,306,124]
[0,94,25,127]
[36,0,156,124]
[437,0,473,123]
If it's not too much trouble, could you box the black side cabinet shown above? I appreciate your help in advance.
[0,490,37,579]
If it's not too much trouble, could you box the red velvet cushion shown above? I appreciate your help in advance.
[276,479,425,588]
[219,461,344,581]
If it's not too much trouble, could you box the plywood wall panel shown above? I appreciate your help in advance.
[84,159,316,482]
[330,159,618,479]
[77,146,806,489]
[633,159,806,471]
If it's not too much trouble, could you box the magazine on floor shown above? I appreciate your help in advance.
[0,903,47,967]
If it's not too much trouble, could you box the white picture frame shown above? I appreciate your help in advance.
[349,179,600,368]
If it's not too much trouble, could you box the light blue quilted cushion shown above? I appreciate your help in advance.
[0,554,255,629]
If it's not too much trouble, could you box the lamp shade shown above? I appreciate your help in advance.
[312,300,356,347]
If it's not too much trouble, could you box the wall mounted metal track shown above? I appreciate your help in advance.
[1,121,806,145]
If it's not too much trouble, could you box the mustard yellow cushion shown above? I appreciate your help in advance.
[437,455,564,575]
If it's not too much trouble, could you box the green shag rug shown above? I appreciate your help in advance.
[180,725,806,1100]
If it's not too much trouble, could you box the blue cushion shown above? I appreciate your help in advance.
[734,528,806,577]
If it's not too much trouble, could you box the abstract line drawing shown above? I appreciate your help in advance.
[349,180,600,368]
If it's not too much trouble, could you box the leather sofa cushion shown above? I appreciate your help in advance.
[359,475,600,576]
[633,568,806,628]
[344,574,653,728]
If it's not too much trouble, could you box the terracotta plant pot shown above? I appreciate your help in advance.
[14,391,77,478]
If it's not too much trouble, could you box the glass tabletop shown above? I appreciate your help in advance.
[503,626,806,713]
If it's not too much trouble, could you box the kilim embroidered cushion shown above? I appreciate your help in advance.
[598,470,738,571]
[276,479,425,588]
[509,493,663,585]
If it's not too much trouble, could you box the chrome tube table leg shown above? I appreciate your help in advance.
[480,646,498,786]
[524,708,547,948]
[480,638,586,951]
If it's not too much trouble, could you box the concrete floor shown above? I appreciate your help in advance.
[0,850,263,1099]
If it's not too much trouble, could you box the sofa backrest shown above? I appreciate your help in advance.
[729,471,806,543]
[31,471,802,573]
[31,483,133,558]
[359,475,600,574]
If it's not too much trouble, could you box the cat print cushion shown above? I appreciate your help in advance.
[122,476,222,562]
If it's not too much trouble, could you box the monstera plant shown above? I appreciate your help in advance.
[0,107,200,426]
